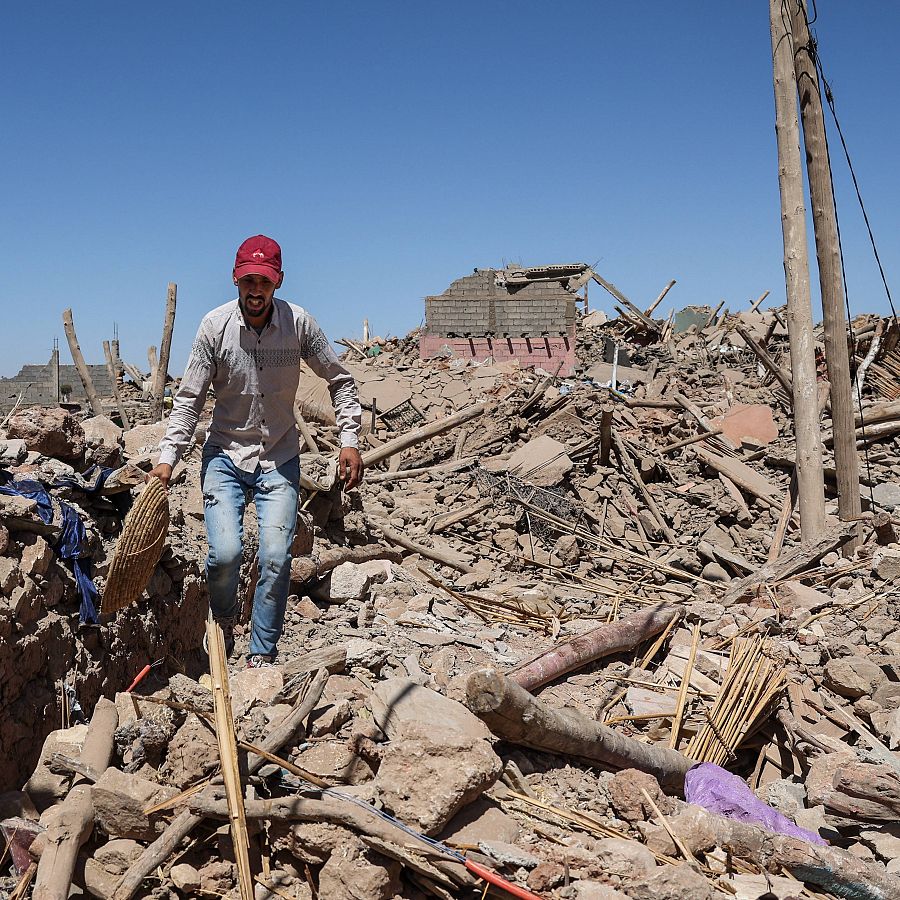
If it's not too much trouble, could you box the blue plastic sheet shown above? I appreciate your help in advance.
[0,474,99,624]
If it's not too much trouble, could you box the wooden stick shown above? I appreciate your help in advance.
[599,403,614,466]
[669,625,700,750]
[361,402,488,468]
[111,670,329,900]
[365,456,477,484]
[146,346,158,390]
[33,698,118,900]
[206,616,253,899]
[734,324,794,399]
[426,498,492,535]
[645,279,676,317]
[510,604,678,693]
[103,340,131,429]
[465,668,693,792]
[749,290,771,312]
[367,517,475,574]
[153,283,177,421]
[61,308,101,415]
[614,435,676,543]
[660,427,722,455]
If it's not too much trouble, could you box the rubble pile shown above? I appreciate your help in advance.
[1,299,900,899]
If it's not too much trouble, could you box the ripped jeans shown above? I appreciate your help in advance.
[200,449,299,658]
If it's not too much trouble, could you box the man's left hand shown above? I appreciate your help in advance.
[338,447,364,490]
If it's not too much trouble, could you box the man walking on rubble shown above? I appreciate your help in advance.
[148,235,363,668]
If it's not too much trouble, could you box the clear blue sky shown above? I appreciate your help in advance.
[2,2,897,377]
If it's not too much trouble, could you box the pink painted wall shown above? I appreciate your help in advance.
[419,329,577,376]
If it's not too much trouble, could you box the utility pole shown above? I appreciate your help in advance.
[790,0,861,552]
[769,0,826,544]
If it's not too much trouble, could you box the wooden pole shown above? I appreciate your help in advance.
[646,279,676,317]
[790,0,861,552]
[50,344,60,404]
[153,283,177,421]
[103,341,131,429]
[61,309,102,415]
[147,346,158,389]
[769,0,826,543]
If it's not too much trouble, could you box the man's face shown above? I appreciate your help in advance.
[234,271,282,323]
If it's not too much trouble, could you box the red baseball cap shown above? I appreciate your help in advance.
[234,235,283,283]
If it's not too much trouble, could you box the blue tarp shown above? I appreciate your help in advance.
[0,473,99,624]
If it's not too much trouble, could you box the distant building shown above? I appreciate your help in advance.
[420,264,588,376]
[0,352,117,416]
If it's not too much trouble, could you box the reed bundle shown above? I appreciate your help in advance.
[103,478,170,613]
[684,635,786,765]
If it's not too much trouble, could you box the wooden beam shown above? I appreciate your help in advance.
[769,0,826,543]
[153,283,177,421]
[103,341,131,429]
[61,309,101,415]
[790,0,860,552]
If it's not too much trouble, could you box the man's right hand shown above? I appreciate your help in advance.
[146,463,174,489]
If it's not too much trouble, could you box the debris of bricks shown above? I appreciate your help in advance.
[2,281,900,900]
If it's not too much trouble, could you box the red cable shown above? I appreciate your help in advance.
[465,859,545,900]
[126,664,152,693]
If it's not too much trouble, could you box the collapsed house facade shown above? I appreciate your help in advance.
[419,264,589,376]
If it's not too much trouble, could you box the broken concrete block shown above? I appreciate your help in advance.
[82,415,124,467]
[370,677,493,743]
[24,723,89,811]
[873,547,900,582]
[317,834,401,900]
[823,655,886,699]
[502,434,573,487]
[20,535,52,579]
[170,862,202,893]
[84,838,144,899]
[230,666,284,718]
[478,840,541,869]
[315,562,372,604]
[0,439,27,465]
[5,406,86,464]
[0,557,21,596]
[375,733,502,835]
[438,797,520,846]
[628,863,715,900]
[92,767,179,840]
[593,837,657,878]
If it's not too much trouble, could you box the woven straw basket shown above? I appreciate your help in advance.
[103,478,170,614]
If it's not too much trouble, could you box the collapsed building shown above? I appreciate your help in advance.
[1,278,900,899]
[420,264,587,376]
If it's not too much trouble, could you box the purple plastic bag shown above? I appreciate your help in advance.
[683,762,827,846]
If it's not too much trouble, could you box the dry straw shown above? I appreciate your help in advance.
[102,477,169,613]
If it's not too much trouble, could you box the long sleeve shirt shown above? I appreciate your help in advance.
[158,297,361,472]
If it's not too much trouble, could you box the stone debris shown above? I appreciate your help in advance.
[1,300,900,899]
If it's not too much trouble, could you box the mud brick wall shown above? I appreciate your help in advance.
[421,269,578,374]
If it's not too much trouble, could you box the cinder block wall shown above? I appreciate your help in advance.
[424,270,576,338]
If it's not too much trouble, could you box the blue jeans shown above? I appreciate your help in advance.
[200,449,299,658]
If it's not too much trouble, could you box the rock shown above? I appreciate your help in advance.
[6,406,85,464]
[488,434,573,487]
[92,767,178,840]
[370,677,493,742]
[308,699,352,738]
[628,863,715,900]
[0,439,27,465]
[608,769,674,823]
[82,415,124,467]
[478,840,541,869]
[230,666,284,718]
[84,839,144,898]
[762,779,806,817]
[320,562,372,603]
[872,681,900,711]
[823,656,886,698]
[0,557,21,596]
[860,827,900,862]
[873,547,900,582]
[728,873,802,899]
[161,713,220,789]
[871,481,900,511]
[375,733,502,835]
[25,723,89,811]
[198,860,236,896]
[528,862,567,892]
[170,862,202,892]
[568,883,630,900]
[700,562,730,582]
[317,834,401,900]
[593,837,656,878]
[122,421,168,459]
[439,797,521,846]
[20,536,52,579]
